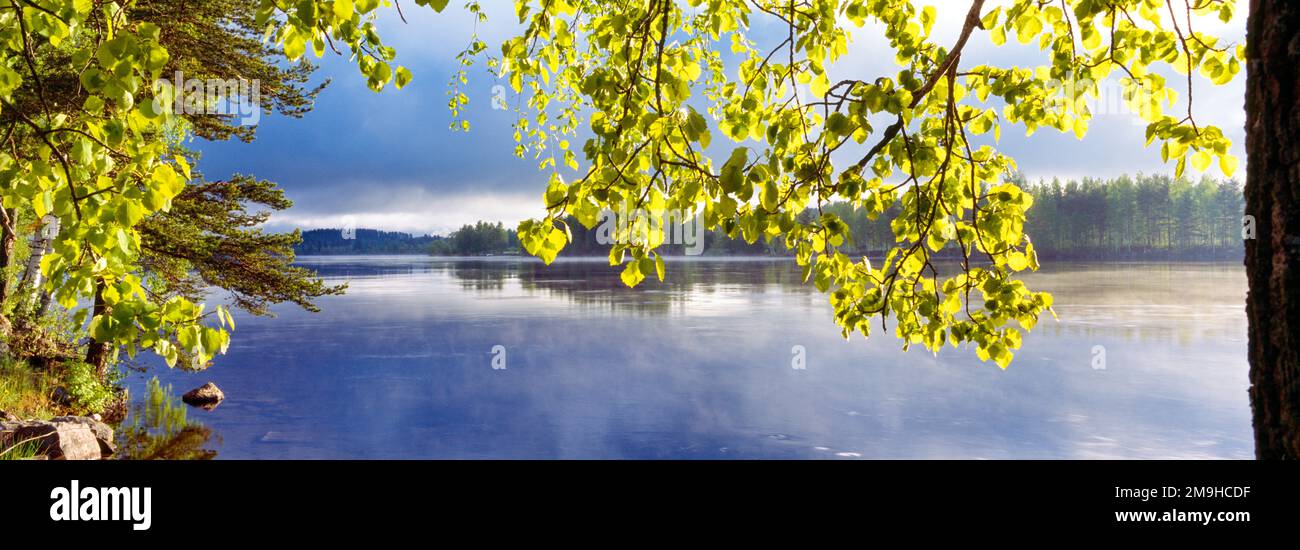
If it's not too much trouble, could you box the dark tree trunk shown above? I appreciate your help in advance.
[35,288,53,318]
[84,283,113,381]
[1246,0,1300,459]
[0,208,15,306]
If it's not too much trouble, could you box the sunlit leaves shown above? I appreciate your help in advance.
[14,0,1231,371]
[256,0,427,91]
[436,0,1227,369]
[1015,12,1044,44]
[462,0,1245,368]
[0,1,271,368]
[518,218,569,265]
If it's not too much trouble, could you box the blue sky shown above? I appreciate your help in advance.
[191,2,1248,236]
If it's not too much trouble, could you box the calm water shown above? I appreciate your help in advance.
[124,257,1252,459]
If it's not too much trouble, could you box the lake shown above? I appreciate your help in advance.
[123,257,1252,459]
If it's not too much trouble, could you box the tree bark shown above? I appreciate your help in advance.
[0,208,15,306]
[1246,0,1300,459]
[84,283,113,382]
[20,216,57,290]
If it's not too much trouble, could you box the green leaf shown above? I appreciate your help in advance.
[88,316,114,342]
[810,73,830,98]
[1007,252,1029,271]
[1219,154,1239,177]
[421,0,451,12]
[720,147,748,194]
[395,66,413,89]
[1191,150,1212,172]
[620,260,645,288]
[334,0,354,20]
[1015,14,1042,44]
[116,200,145,226]
[71,138,93,165]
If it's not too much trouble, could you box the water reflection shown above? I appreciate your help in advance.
[124,257,1250,459]
[116,378,218,460]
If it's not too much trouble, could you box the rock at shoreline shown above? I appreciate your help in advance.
[49,416,117,456]
[182,382,225,410]
[0,417,116,460]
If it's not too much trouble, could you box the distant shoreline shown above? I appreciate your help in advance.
[293,253,1245,264]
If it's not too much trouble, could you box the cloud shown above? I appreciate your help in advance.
[264,184,545,236]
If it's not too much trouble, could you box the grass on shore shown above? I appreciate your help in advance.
[0,437,43,460]
[0,357,62,460]
[0,356,63,421]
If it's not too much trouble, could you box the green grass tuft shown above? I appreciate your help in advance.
[0,355,62,420]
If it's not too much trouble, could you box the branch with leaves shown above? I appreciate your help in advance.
[463,0,1242,368]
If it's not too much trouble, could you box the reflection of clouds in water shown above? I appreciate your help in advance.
[128,258,1250,459]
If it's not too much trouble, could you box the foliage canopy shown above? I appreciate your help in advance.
[0,0,1242,371]
[474,0,1243,367]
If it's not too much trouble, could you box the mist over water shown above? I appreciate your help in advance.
[124,257,1250,459]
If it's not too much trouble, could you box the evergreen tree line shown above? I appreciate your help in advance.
[428,222,522,256]
[826,173,1245,260]
[1016,174,1244,259]
[295,229,442,255]
[342,174,1245,260]
[563,174,1245,260]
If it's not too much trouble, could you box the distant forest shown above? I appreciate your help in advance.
[294,229,442,255]
[296,174,1245,261]
[821,173,1244,260]
[427,221,521,256]
[563,174,1246,260]
[1017,173,1243,260]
